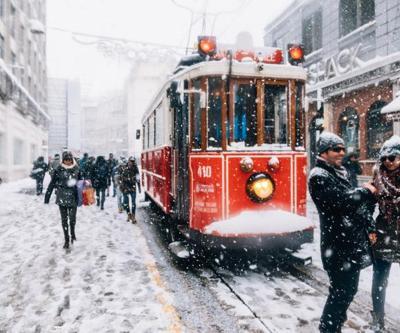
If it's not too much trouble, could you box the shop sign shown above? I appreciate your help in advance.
[307,44,364,85]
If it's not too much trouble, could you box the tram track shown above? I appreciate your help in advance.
[282,261,400,333]
[205,251,400,332]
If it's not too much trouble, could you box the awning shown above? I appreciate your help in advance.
[382,94,400,114]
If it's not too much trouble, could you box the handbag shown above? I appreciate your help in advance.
[82,186,95,206]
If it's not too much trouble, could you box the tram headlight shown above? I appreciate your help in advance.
[246,173,275,203]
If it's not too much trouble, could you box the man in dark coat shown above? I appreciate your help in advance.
[107,153,118,197]
[92,156,109,210]
[119,156,139,223]
[31,156,48,195]
[342,152,362,188]
[308,132,376,333]
[44,151,80,249]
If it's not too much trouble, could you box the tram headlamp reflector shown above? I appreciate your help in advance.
[246,173,275,203]
[240,157,254,173]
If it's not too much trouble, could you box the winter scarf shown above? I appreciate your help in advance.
[317,157,349,183]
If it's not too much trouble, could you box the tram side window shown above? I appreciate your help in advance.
[233,82,257,146]
[208,77,222,148]
[155,105,164,147]
[149,114,154,149]
[146,119,150,149]
[295,82,305,147]
[142,125,146,150]
[264,85,288,144]
[192,79,202,149]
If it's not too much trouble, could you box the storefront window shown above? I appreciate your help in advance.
[367,101,393,158]
[339,107,359,153]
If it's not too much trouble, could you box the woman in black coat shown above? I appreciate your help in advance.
[44,151,80,249]
[369,135,400,331]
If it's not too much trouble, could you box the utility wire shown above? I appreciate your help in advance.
[48,26,192,51]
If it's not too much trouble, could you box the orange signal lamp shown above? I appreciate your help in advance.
[287,44,304,65]
[198,36,217,57]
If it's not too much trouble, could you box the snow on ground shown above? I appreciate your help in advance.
[0,177,182,333]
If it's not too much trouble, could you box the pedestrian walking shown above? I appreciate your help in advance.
[44,151,80,249]
[308,132,377,333]
[92,156,109,210]
[107,153,118,197]
[31,156,48,195]
[369,135,400,332]
[119,156,139,223]
[114,156,126,213]
[49,153,61,179]
[342,152,362,188]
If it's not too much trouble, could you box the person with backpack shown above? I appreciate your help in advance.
[31,156,48,195]
[119,156,140,223]
[92,156,109,210]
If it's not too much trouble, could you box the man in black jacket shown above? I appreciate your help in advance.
[308,132,376,333]
[31,156,48,195]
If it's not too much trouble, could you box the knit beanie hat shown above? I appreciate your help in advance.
[317,132,345,155]
[379,135,400,158]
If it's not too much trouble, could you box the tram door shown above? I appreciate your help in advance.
[170,80,190,223]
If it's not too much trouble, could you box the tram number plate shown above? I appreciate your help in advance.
[197,165,212,178]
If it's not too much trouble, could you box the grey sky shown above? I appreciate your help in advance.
[47,0,293,97]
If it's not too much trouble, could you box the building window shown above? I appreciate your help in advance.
[13,138,24,165]
[0,132,4,164]
[339,107,359,153]
[339,0,375,37]
[0,34,4,59]
[302,9,322,55]
[10,5,16,38]
[0,0,4,17]
[367,101,393,158]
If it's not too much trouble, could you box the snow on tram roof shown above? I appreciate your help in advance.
[142,60,306,122]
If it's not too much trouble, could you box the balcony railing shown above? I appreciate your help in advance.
[0,59,49,128]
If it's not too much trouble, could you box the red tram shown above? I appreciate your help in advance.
[141,36,314,251]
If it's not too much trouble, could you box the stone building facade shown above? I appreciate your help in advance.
[0,0,48,181]
[264,0,400,175]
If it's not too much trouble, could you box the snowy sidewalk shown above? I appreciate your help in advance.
[0,178,182,333]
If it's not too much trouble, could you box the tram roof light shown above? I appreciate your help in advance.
[198,36,217,57]
[287,44,304,65]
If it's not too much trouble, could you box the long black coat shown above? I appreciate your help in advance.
[44,161,80,207]
[31,160,48,180]
[308,158,375,272]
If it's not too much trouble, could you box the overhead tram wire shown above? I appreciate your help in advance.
[48,26,191,52]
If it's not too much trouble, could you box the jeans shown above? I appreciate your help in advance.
[96,188,106,209]
[123,191,136,215]
[59,206,77,242]
[320,268,360,332]
[116,187,123,210]
[372,259,392,321]
[36,177,44,195]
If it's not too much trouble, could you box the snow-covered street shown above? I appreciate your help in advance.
[0,178,181,333]
[1,177,400,332]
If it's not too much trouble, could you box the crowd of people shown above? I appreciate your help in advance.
[309,133,400,333]
[31,151,140,250]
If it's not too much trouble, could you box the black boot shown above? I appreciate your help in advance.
[371,311,385,332]
[96,199,100,206]
[63,241,69,249]
[71,228,76,244]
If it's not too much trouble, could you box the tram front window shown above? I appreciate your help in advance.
[233,82,257,146]
[264,85,288,144]
[208,78,222,148]
[192,79,202,149]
